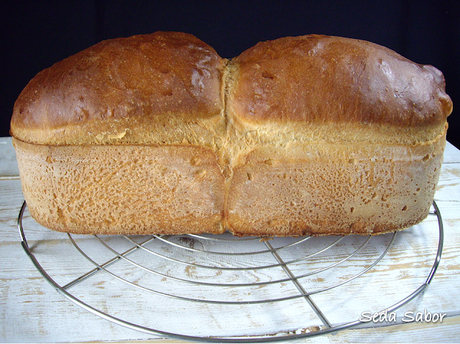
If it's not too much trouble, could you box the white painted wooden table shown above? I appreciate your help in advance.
[1,136,460,343]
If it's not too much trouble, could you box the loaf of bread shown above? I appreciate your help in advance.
[11,32,452,236]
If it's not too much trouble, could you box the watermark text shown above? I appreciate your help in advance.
[360,309,446,323]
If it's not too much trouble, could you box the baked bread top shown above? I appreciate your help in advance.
[11,32,452,148]
[10,32,227,146]
[226,34,452,151]
[230,34,451,126]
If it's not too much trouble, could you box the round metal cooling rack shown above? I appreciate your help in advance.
[18,201,444,342]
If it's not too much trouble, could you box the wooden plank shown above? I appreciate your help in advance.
[2,202,459,342]
[443,141,460,163]
[313,315,460,344]
[0,137,19,178]
[1,137,460,343]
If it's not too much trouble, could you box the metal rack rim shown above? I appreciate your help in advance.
[17,200,444,342]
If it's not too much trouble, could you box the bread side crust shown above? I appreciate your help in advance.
[226,128,446,236]
[13,124,446,236]
[13,138,226,235]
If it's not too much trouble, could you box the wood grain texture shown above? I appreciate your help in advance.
[1,137,459,343]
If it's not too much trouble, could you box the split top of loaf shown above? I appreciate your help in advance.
[10,31,452,170]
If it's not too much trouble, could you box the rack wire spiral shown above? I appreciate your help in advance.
[18,200,444,342]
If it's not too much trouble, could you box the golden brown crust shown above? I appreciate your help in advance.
[228,34,452,128]
[11,32,227,146]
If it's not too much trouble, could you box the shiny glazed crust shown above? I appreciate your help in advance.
[10,32,227,147]
[10,32,453,236]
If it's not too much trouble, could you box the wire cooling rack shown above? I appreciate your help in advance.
[18,201,444,342]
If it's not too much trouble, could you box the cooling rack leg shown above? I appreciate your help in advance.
[263,241,332,329]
